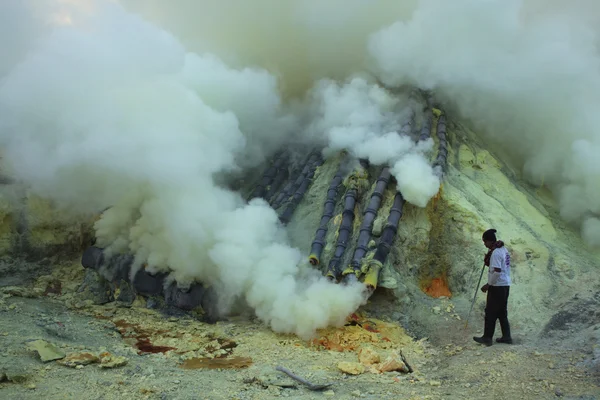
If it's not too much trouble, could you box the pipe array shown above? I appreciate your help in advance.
[346,167,391,277]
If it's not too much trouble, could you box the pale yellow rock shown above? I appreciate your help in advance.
[98,352,128,368]
[358,346,380,365]
[337,361,365,375]
[27,340,66,362]
[25,193,90,253]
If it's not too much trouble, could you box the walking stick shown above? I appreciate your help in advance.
[464,264,486,329]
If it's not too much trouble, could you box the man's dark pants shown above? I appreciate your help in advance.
[484,285,511,339]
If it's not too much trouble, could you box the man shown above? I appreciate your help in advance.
[473,228,512,346]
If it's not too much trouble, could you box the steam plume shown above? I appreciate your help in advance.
[305,76,440,206]
[0,0,366,339]
[119,0,600,247]
[368,0,600,246]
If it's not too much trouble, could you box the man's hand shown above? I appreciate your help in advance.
[481,284,490,293]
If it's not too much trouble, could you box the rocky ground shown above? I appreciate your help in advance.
[0,261,598,400]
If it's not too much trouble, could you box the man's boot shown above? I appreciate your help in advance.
[473,336,493,346]
[496,318,512,344]
[474,313,495,346]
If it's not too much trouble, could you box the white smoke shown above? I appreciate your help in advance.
[118,0,600,248]
[305,76,440,206]
[368,0,600,246]
[0,0,366,339]
[119,0,420,97]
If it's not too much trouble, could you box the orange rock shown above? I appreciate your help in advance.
[424,277,452,298]
[376,352,410,374]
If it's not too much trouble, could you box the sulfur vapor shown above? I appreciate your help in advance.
[0,0,367,339]
[121,0,600,247]
[304,76,440,207]
[368,0,600,247]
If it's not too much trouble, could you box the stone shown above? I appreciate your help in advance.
[27,339,66,362]
[115,280,136,306]
[5,368,29,383]
[337,362,365,375]
[76,269,113,305]
[358,346,380,365]
[57,352,99,367]
[0,286,38,298]
[98,352,128,368]
[376,352,410,374]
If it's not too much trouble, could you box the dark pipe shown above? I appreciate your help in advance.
[80,247,206,311]
[82,246,104,269]
[419,109,433,142]
[271,160,306,209]
[99,253,134,283]
[279,152,324,224]
[373,192,405,265]
[248,151,288,201]
[399,109,415,135]
[308,164,345,266]
[132,269,168,297]
[265,164,290,205]
[363,190,405,290]
[81,247,131,287]
[164,282,207,311]
[348,167,391,274]
[433,115,448,175]
[326,187,358,280]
